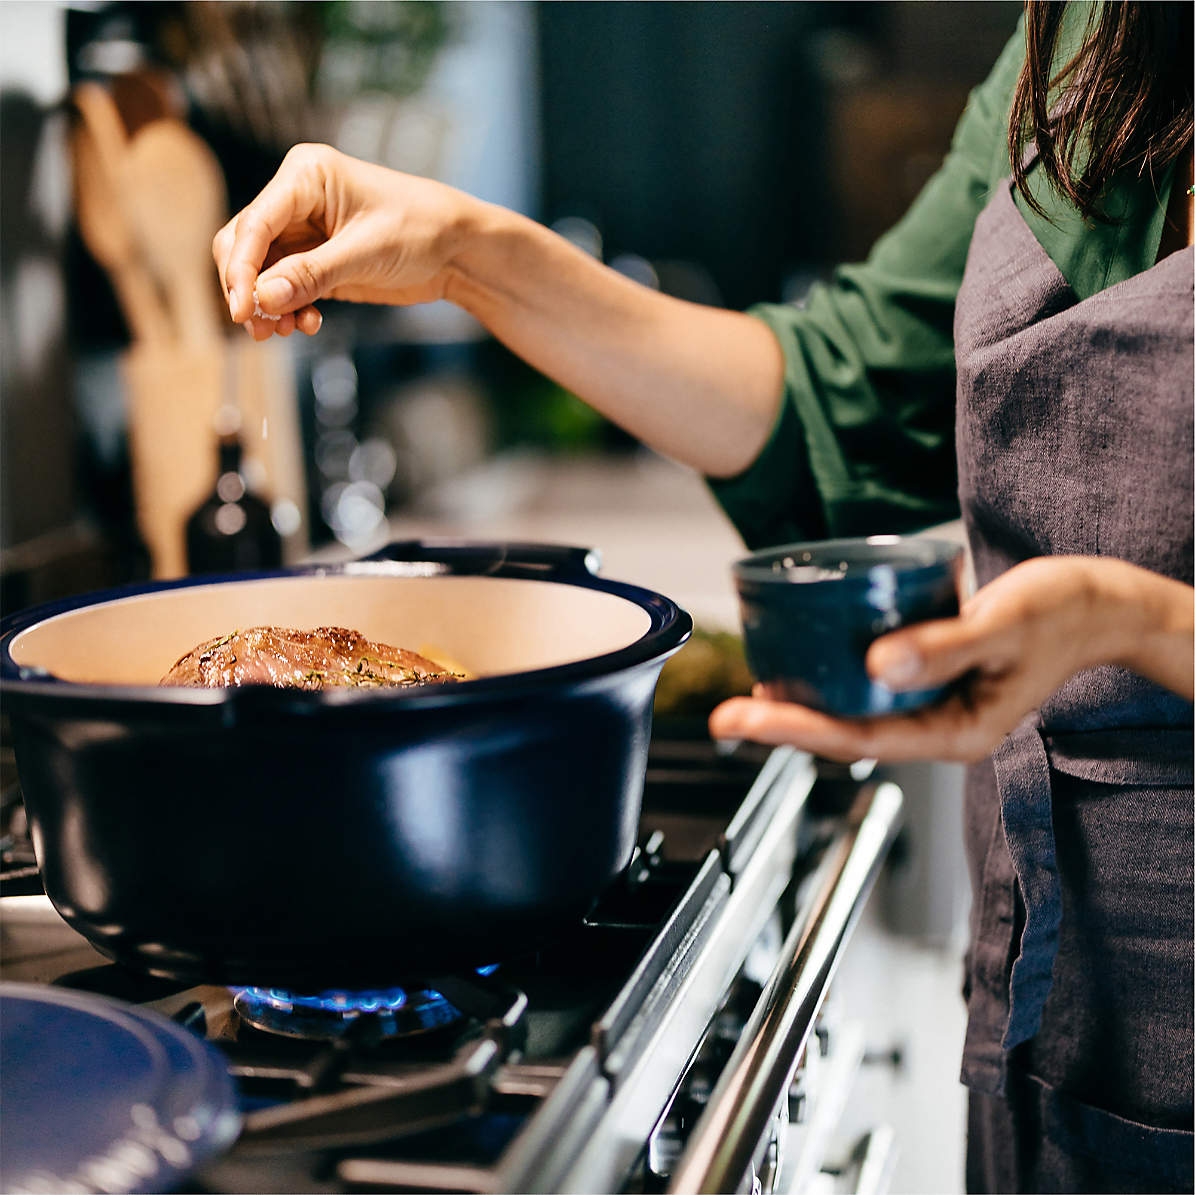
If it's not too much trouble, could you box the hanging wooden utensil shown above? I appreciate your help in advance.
[70,83,172,345]
[110,68,184,138]
[122,118,229,348]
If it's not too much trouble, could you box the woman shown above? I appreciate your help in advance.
[214,3,1193,1190]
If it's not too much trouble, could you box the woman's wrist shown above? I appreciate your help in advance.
[1082,557,1195,697]
[433,190,784,477]
[440,198,546,319]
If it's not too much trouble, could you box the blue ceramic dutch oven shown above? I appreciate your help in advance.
[0,540,690,990]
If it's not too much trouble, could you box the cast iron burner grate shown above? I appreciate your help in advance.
[215,970,531,1163]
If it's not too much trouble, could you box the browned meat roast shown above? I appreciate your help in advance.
[160,626,461,689]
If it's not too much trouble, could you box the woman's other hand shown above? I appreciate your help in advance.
[709,556,1195,763]
[212,144,478,340]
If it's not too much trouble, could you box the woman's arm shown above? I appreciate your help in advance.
[709,556,1195,763]
[444,204,784,479]
[215,19,1028,522]
[214,145,782,479]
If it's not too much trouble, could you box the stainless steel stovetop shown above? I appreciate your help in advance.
[1,734,902,1195]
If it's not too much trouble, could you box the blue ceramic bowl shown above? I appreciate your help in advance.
[733,535,963,718]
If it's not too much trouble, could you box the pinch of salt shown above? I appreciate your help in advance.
[252,291,281,322]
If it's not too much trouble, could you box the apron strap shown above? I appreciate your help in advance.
[992,716,1062,1049]
[1018,139,1041,174]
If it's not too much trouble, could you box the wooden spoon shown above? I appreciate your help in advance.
[70,83,172,344]
[111,68,184,138]
[122,118,229,348]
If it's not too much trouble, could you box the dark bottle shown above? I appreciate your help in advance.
[185,428,283,574]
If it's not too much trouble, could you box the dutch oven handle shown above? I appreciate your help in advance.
[359,539,604,583]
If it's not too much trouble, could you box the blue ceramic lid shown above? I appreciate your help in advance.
[0,983,240,1193]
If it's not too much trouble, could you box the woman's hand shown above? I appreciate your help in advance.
[709,556,1195,763]
[212,143,480,340]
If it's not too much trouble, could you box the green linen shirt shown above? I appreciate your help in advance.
[709,13,1183,550]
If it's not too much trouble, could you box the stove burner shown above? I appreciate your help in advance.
[232,966,499,1040]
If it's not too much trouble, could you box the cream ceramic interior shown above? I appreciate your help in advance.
[10,573,654,685]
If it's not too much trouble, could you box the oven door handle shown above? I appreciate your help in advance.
[668,779,904,1195]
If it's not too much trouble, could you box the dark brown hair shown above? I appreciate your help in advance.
[1009,0,1193,220]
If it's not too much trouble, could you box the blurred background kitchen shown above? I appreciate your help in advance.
[1,2,1020,1189]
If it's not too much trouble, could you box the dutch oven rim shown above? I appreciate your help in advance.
[0,538,693,713]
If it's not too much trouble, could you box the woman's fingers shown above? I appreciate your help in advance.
[866,558,1099,693]
[709,696,869,759]
[708,691,1010,764]
[295,305,323,335]
[224,202,303,322]
[242,315,277,341]
[254,237,356,315]
[242,308,321,340]
[212,218,237,305]
[866,611,1016,692]
[216,146,331,321]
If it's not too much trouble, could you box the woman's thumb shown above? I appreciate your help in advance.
[255,242,347,313]
[867,615,994,691]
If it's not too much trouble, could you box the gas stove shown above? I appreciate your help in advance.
[1,733,902,1194]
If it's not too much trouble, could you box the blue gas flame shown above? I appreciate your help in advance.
[232,965,499,1031]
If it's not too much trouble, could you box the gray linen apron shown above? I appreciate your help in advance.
[952,170,1194,1194]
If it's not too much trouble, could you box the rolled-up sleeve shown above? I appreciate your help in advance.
[709,19,1026,551]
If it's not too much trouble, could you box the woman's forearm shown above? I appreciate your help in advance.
[444,200,784,478]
